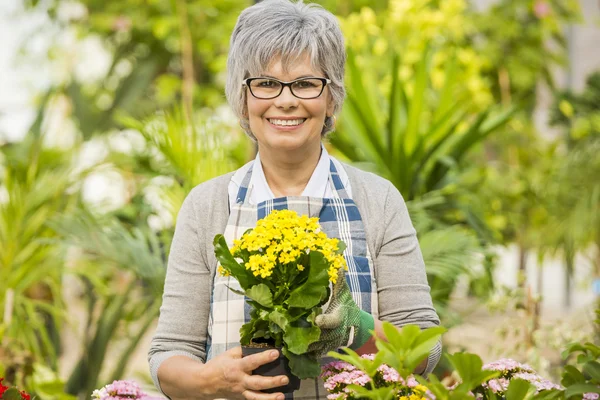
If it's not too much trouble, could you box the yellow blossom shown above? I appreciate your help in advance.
[228,209,346,284]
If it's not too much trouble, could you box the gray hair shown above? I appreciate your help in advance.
[225,0,346,140]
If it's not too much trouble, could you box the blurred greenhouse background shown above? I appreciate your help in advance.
[0,0,599,398]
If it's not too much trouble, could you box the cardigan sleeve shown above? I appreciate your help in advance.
[147,187,212,393]
[373,181,442,374]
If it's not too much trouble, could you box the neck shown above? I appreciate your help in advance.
[258,143,322,197]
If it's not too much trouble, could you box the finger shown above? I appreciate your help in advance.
[315,313,343,329]
[242,389,285,400]
[240,349,280,372]
[244,374,289,391]
[315,313,342,328]
[226,346,243,359]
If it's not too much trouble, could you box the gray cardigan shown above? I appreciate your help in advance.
[148,163,441,392]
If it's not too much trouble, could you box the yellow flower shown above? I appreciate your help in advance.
[230,209,346,283]
[217,265,230,277]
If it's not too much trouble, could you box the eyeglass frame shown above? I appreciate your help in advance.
[243,77,332,100]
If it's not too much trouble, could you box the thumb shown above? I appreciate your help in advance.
[315,312,343,329]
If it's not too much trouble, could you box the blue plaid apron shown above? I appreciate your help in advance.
[206,160,378,399]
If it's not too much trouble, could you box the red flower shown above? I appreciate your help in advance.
[0,378,9,396]
[20,390,31,400]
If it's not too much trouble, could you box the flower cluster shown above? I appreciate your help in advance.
[220,209,347,283]
[477,358,562,395]
[0,378,31,400]
[92,380,162,400]
[321,356,430,400]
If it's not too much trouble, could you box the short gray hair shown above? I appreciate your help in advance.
[225,0,346,140]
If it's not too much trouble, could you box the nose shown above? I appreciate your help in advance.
[273,85,299,109]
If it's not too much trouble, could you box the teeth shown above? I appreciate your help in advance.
[269,118,305,126]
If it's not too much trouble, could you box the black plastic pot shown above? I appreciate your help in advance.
[241,346,301,393]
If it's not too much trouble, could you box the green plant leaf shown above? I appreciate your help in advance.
[346,385,396,400]
[3,388,25,400]
[583,360,600,382]
[282,347,321,379]
[284,317,321,354]
[562,365,586,386]
[505,378,535,400]
[447,352,500,391]
[286,251,330,309]
[246,284,273,308]
[418,374,451,400]
[564,383,600,398]
[531,389,565,400]
[268,309,291,331]
[213,234,259,290]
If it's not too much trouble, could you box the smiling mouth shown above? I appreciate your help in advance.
[267,118,307,127]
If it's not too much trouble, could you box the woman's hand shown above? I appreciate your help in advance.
[158,347,289,400]
[205,347,290,400]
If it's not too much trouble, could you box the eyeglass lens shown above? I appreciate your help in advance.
[249,78,324,99]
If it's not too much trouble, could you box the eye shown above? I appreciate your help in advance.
[295,80,318,88]
[256,79,278,88]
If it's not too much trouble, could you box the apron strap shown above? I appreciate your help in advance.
[328,160,350,200]
[235,163,254,204]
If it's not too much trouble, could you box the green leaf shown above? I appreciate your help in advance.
[3,388,25,400]
[282,347,321,379]
[327,347,384,377]
[417,374,450,400]
[562,365,586,386]
[346,385,396,400]
[246,284,273,308]
[268,309,291,331]
[213,234,259,290]
[531,389,565,400]
[284,317,321,354]
[405,47,430,155]
[565,383,600,398]
[447,353,500,391]
[505,378,535,400]
[286,251,330,309]
[240,320,256,345]
[583,360,600,382]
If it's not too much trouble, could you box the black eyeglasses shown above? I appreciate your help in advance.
[243,77,331,99]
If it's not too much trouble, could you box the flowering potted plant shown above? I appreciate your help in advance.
[0,378,31,400]
[214,209,348,390]
[322,356,432,400]
[472,358,562,397]
[92,380,163,400]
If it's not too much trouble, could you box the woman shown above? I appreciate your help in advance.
[148,0,441,399]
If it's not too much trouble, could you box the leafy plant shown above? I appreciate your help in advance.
[560,326,600,400]
[48,211,167,398]
[325,322,446,400]
[331,47,514,201]
[213,210,347,379]
[0,137,81,377]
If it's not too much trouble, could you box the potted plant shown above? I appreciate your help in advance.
[0,378,32,400]
[213,209,347,392]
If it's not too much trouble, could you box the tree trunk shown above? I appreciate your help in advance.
[564,245,574,309]
[518,242,528,289]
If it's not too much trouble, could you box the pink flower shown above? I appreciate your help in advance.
[92,380,164,400]
[112,16,132,32]
[483,358,534,375]
[583,392,599,400]
[533,1,551,18]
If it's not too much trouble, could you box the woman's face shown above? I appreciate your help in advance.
[246,54,333,157]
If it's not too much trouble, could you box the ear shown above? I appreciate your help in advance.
[326,95,335,117]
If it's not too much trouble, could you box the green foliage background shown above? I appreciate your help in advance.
[0,0,598,397]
